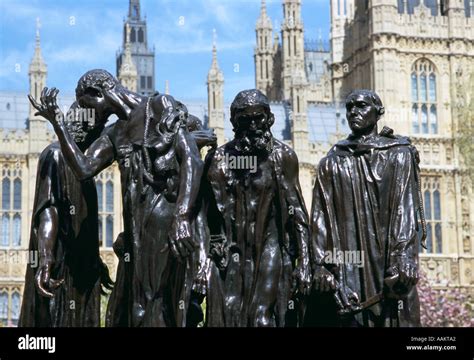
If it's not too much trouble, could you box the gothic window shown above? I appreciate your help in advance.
[98,217,102,244]
[11,292,20,326]
[411,105,419,133]
[465,0,474,17]
[138,28,144,43]
[140,76,146,90]
[106,181,113,212]
[0,291,7,326]
[424,0,439,16]
[411,59,438,134]
[132,5,139,18]
[147,76,152,90]
[106,215,114,247]
[407,0,420,14]
[97,171,115,248]
[13,178,21,210]
[421,177,442,254]
[1,214,9,247]
[96,182,103,212]
[130,27,136,42]
[2,178,10,210]
[1,164,23,247]
[12,214,20,247]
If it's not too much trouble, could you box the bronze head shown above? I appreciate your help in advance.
[345,89,385,136]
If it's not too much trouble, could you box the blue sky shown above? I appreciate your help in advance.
[0,0,330,102]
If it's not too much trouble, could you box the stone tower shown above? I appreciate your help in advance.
[207,30,225,145]
[116,0,155,95]
[255,0,275,99]
[281,0,305,100]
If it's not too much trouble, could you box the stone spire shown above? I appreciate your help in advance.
[29,17,47,120]
[28,18,49,152]
[119,23,138,92]
[207,29,225,145]
[255,0,274,97]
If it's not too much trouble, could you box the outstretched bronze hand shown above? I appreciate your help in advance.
[28,87,64,128]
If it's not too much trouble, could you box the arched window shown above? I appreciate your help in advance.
[13,178,21,210]
[98,217,103,246]
[2,178,10,210]
[429,73,436,101]
[96,182,103,212]
[106,215,114,247]
[411,104,419,133]
[421,105,428,134]
[12,214,21,247]
[130,28,136,43]
[420,73,427,101]
[411,73,418,102]
[1,214,10,246]
[0,291,8,325]
[97,171,115,248]
[11,292,20,326]
[138,28,144,43]
[430,105,437,133]
[411,59,438,135]
[421,178,442,254]
[106,181,113,212]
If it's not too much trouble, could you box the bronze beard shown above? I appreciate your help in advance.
[233,124,273,154]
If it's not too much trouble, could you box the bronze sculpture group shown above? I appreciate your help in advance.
[19,69,424,327]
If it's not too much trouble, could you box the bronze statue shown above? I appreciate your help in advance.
[19,100,113,327]
[306,89,424,327]
[203,89,311,327]
[28,70,214,327]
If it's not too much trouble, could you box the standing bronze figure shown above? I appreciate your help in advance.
[19,101,112,327]
[306,90,425,327]
[29,70,210,327]
[204,89,311,327]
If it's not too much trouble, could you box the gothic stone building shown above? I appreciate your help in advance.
[0,0,473,325]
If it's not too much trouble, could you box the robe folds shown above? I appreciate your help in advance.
[307,131,423,327]
[205,139,309,327]
[105,96,205,327]
[19,143,104,327]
